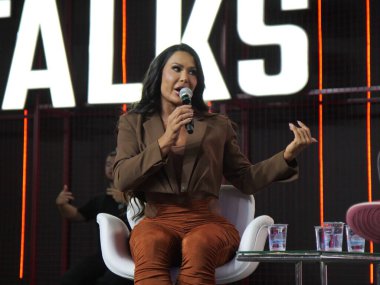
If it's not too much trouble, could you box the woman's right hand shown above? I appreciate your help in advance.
[158,105,193,155]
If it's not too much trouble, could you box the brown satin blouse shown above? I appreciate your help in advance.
[144,145,221,218]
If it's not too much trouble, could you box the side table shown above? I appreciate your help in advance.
[236,250,380,285]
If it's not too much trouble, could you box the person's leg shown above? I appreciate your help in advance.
[130,219,182,285]
[177,222,240,285]
[59,254,106,285]
[95,269,134,285]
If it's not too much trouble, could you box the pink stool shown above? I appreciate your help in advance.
[346,201,380,243]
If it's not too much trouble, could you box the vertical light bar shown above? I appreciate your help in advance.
[19,109,28,278]
[365,0,372,204]
[365,0,374,283]
[122,0,127,113]
[317,0,324,226]
[122,0,127,84]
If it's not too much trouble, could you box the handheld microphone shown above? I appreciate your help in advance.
[179,87,194,134]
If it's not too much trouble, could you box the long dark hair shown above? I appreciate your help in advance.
[130,43,209,115]
[126,44,210,220]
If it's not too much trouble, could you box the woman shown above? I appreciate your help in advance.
[113,43,316,285]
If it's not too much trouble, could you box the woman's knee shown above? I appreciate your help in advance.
[182,230,210,252]
[130,222,180,262]
[181,223,240,267]
[183,223,239,251]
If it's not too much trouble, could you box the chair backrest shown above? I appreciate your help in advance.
[219,185,255,237]
[126,184,255,236]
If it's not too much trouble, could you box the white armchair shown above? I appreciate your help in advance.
[97,185,274,284]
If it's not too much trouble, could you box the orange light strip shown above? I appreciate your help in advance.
[317,0,324,226]
[122,0,127,84]
[365,0,373,283]
[207,101,212,113]
[122,0,127,113]
[365,0,372,203]
[19,109,28,278]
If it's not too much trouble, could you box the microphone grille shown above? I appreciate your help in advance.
[179,87,193,100]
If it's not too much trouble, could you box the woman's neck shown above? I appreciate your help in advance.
[160,103,176,124]
[161,103,175,115]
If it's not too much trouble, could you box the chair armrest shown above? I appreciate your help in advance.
[238,215,274,251]
[96,213,135,279]
[215,215,273,283]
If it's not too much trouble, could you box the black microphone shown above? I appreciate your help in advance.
[179,87,194,134]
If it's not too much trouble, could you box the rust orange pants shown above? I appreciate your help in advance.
[129,199,240,285]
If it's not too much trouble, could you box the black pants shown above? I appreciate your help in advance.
[60,253,133,285]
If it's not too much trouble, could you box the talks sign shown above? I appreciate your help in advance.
[1,0,309,110]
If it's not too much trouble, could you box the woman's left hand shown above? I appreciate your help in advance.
[284,121,317,162]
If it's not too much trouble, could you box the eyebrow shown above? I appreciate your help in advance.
[171,62,197,70]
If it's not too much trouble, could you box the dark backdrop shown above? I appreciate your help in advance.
[1,1,380,285]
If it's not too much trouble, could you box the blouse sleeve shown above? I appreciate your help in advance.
[113,115,167,191]
[222,118,299,194]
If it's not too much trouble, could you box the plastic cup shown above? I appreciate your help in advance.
[268,224,288,251]
[323,222,344,252]
[315,226,325,251]
[346,225,365,252]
